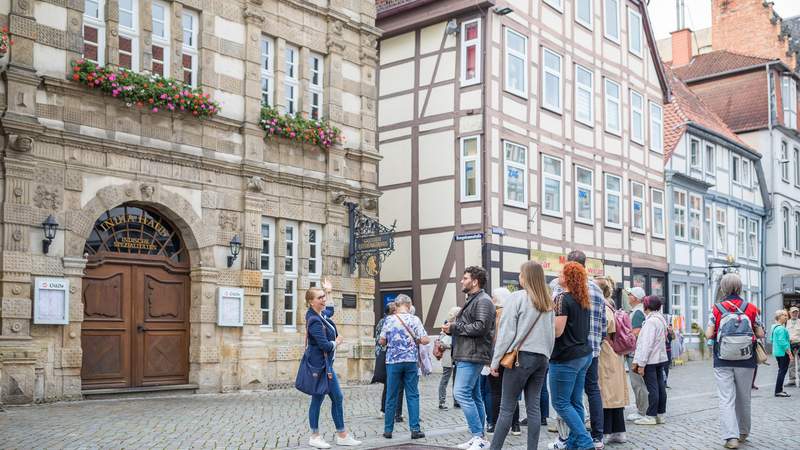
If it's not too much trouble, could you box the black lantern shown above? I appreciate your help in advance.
[227,234,241,268]
[42,214,59,254]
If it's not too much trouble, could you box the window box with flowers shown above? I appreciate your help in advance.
[259,107,342,150]
[69,59,219,118]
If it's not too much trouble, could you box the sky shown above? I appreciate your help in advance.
[647,0,800,40]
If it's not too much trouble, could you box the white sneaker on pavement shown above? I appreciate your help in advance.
[656,415,666,424]
[457,437,477,449]
[626,412,643,421]
[335,434,361,446]
[634,416,657,426]
[547,438,567,450]
[309,435,332,449]
[466,437,490,450]
[607,432,627,444]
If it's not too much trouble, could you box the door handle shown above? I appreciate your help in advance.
[137,324,146,333]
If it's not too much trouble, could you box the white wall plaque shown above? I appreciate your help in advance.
[33,277,70,325]
[217,286,244,327]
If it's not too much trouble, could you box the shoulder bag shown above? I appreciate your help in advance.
[295,318,333,395]
[500,310,544,369]
[396,314,432,375]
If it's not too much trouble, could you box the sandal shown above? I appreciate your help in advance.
[775,391,791,397]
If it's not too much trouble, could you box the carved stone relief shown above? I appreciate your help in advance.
[33,185,60,210]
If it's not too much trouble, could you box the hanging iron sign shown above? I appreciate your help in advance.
[347,202,396,275]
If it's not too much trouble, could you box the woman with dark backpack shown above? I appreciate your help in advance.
[594,276,628,444]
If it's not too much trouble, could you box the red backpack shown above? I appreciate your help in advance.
[607,301,637,355]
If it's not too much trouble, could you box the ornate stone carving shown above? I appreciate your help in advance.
[218,211,239,232]
[13,187,23,198]
[140,184,155,199]
[10,135,34,153]
[247,176,266,193]
[243,7,265,24]
[11,229,22,241]
[363,198,378,211]
[331,192,347,204]
[33,185,60,210]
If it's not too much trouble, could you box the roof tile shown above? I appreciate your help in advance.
[671,50,774,81]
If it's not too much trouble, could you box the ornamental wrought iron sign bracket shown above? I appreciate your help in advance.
[346,201,396,276]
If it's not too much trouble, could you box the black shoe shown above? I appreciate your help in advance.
[454,402,461,408]
[438,404,449,410]
[511,424,521,436]
[411,431,425,439]
[487,424,495,434]
[519,418,528,426]
[540,417,548,426]
[395,415,404,422]
[383,432,392,439]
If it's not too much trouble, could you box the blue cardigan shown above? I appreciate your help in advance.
[305,308,338,368]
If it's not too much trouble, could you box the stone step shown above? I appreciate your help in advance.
[81,384,199,400]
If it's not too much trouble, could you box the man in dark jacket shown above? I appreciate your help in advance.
[443,266,495,450]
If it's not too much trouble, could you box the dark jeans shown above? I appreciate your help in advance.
[643,362,667,417]
[489,352,549,450]
[480,374,491,424]
[488,366,519,427]
[381,379,403,416]
[384,362,421,433]
[584,356,604,441]
[776,355,790,395]
[540,368,550,419]
[309,370,344,433]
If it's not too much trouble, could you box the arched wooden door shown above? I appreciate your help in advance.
[80,205,190,390]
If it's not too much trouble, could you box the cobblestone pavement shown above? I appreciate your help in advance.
[1,359,799,449]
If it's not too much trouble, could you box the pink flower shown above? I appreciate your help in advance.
[152,107,158,113]
[108,74,116,81]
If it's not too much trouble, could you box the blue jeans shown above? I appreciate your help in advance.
[549,354,594,450]
[454,361,487,437]
[384,362,421,432]
[309,370,345,433]
[480,374,492,425]
[584,357,604,441]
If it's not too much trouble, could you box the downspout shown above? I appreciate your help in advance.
[481,7,491,282]
[762,62,776,321]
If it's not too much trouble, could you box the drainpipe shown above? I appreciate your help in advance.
[481,7,491,284]
[763,62,776,321]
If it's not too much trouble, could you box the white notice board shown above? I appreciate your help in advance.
[34,277,70,325]
[217,287,244,327]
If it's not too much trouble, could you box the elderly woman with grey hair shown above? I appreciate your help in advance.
[486,287,521,436]
[705,273,764,450]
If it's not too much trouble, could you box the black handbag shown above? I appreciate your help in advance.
[371,347,387,384]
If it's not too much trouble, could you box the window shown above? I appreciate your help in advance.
[461,19,481,85]
[689,284,701,328]
[630,90,644,144]
[285,222,297,274]
[182,10,199,86]
[716,207,727,252]
[260,36,274,106]
[83,0,105,65]
[748,219,758,259]
[604,0,620,42]
[542,48,562,113]
[673,189,687,240]
[308,224,322,279]
[689,194,702,243]
[628,8,643,57]
[461,136,481,202]
[118,0,139,71]
[705,144,715,175]
[796,212,800,253]
[284,279,296,328]
[151,1,170,77]
[544,0,563,11]
[783,207,791,250]
[604,79,621,135]
[575,65,594,126]
[671,283,683,320]
[795,148,800,186]
[575,166,593,224]
[605,173,622,228]
[704,204,712,244]
[731,154,741,183]
[504,28,527,97]
[284,45,299,115]
[309,53,324,120]
[782,76,797,129]
[576,0,592,28]
[737,216,747,258]
[781,141,790,182]
[284,221,298,328]
[260,218,275,328]
[504,141,528,208]
[631,181,645,233]
[542,155,563,217]
[651,188,665,238]
[649,102,664,152]
[690,139,701,169]
[741,159,751,187]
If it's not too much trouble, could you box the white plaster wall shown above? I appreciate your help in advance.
[380,62,415,96]
[379,187,411,232]
[379,93,414,126]
[381,235,412,282]
[419,130,454,180]
[35,2,67,30]
[419,181,454,229]
[34,44,67,79]
[419,232,452,279]
[380,32,415,65]
[379,139,412,186]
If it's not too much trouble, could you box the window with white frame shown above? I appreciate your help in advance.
[795,148,800,186]
[309,53,324,120]
[542,155,563,217]
[504,141,528,208]
[705,144,715,175]
[285,222,297,274]
[631,181,645,233]
[652,188,665,238]
[796,211,800,253]
[284,279,296,328]
[781,141,790,182]
[461,136,481,202]
[782,76,797,129]
[748,218,758,259]
[151,1,170,77]
[284,45,299,115]
[630,90,644,144]
[504,28,527,97]
[731,154,741,183]
[689,284,701,328]
[604,0,620,42]
[83,0,105,65]
[704,204,712,244]
[284,221,298,328]
[544,0,563,11]
[690,139,701,169]
[716,207,727,252]
[605,173,622,228]
[628,8,643,57]
[689,194,702,243]
[784,207,791,250]
[649,102,664,152]
[460,19,481,85]
[542,48,562,113]
[737,216,747,258]
[575,166,593,224]
[308,224,322,280]
[671,283,684,319]
[741,159,751,187]
[604,79,621,134]
[576,0,592,28]
[260,36,274,106]
[673,189,687,240]
[182,10,199,86]
[575,65,594,126]
[260,218,275,328]
[117,0,139,71]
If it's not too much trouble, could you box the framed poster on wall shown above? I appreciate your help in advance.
[217,287,244,327]
[33,277,70,325]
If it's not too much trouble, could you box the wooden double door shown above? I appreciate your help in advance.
[81,262,190,389]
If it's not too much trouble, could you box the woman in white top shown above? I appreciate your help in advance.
[631,295,669,426]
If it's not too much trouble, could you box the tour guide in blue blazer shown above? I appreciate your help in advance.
[303,279,361,449]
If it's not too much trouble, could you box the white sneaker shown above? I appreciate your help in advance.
[467,437,490,450]
[335,434,361,446]
[309,435,332,449]
[457,437,477,449]
[547,438,567,450]
[608,432,627,444]
[634,416,657,425]
[626,412,643,421]
[656,415,666,424]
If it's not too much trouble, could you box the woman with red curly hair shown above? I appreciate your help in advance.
[548,262,594,450]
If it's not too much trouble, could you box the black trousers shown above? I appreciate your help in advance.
[488,366,519,426]
[643,362,667,417]
[602,408,626,434]
[776,355,790,395]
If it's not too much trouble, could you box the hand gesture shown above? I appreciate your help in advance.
[322,277,333,293]
[636,366,645,376]
[335,335,343,345]
[490,367,500,377]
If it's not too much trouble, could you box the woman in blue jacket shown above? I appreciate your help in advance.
[306,279,361,449]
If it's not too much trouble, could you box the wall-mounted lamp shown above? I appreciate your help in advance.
[493,6,513,15]
[227,234,241,268]
[42,214,59,254]
[445,19,459,35]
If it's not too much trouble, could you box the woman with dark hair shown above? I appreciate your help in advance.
[547,262,594,450]
[631,295,669,426]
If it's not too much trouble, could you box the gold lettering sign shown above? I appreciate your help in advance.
[112,237,158,251]
[97,214,170,237]
[530,250,604,277]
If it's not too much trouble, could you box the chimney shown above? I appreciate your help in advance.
[671,29,693,67]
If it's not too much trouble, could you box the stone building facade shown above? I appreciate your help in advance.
[0,0,381,404]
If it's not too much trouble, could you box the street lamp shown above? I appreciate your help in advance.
[42,214,58,254]
[227,234,241,268]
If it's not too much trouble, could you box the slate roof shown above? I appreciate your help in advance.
[670,50,774,81]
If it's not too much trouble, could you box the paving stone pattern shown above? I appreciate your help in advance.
[1,360,798,449]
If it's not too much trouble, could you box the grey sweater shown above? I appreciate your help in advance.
[491,289,555,369]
